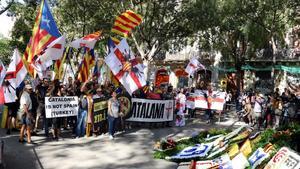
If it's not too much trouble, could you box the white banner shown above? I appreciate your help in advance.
[45,96,79,118]
[127,98,174,122]
[188,90,226,110]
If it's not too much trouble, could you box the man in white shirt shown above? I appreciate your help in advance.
[19,84,34,144]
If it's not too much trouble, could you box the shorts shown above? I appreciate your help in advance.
[5,102,18,118]
[21,112,33,126]
[254,112,262,118]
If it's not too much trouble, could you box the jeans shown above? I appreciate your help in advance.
[205,109,212,120]
[43,116,49,137]
[108,116,117,136]
[76,109,87,137]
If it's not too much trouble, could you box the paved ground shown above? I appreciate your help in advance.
[0,110,245,169]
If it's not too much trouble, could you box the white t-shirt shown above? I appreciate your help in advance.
[253,98,263,113]
[109,98,120,118]
[176,93,186,111]
[20,91,32,112]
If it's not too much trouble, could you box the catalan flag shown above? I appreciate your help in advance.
[111,10,142,44]
[77,48,96,82]
[23,0,61,76]
[54,47,70,80]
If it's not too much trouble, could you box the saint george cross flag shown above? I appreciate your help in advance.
[32,57,53,79]
[0,60,6,86]
[5,49,28,89]
[0,49,27,104]
[39,35,66,62]
[185,57,206,76]
[0,85,16,103]
[71,31,101,50]
[105,38,146,95]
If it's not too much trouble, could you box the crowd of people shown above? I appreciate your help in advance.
[4,76,124,144]
[3,77,300,144]
[237,88,300,130]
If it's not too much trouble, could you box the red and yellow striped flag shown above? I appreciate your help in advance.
[77,49,96,82]
[23,0,61,76]
[111,10,142,44]
[54,47,69,80]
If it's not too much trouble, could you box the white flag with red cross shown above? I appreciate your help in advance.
[0,49,27,104]
[5,49,27,89]
[105,38,146,95]
[71,31,101,50]
[185,57,206,76]
[38,35,66,61]
[0,60,6,86]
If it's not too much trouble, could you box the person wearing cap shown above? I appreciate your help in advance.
[19,84,34,144]
[93,87,106,99]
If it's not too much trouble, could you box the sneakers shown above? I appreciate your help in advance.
[19,139,26,143]
[6,130,11,135]
[109,135,114,140]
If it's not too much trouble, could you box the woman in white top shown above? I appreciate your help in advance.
[107,91,120,139]
[253,94,264,130]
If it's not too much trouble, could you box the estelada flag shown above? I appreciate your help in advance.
[71,31,102,50]
[23,0,61,76]
[105,38,146,95]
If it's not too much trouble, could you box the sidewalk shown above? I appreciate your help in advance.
[0,110,245,169]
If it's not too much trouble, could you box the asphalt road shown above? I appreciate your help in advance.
[0,110,244,169]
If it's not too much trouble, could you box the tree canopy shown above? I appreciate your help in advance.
[5,0,300,62]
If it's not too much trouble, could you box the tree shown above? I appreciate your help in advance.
[53,0,194,79]
[7,0,40,52]
[183,0,299,98]
[0,0,14,15]
[0,37,13,65]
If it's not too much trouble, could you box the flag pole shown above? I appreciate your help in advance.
[67,48,76,78]
[61,47,71,82]
[74,47,84,79]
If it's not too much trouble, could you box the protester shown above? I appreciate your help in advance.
[225,91,232,111]
[80,80,95,137]
[93,87,106,99]
[36,78,50,137]
[49,79,62,140]
[19,84,34,144]
[107,91,120,140]
[175,88,186,113]
[253,93,265,130]
[85,90,94,137]
[4,80,19,134]
[243,96,253,125]
[205,84,213,124]
[30,86,39,135]
[76,92,88,138]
